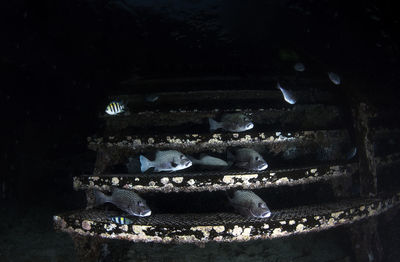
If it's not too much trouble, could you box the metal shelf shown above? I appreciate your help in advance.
[54,191,400,244]
[74,163,357,193]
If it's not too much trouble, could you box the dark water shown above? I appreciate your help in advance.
[2,0,400,261]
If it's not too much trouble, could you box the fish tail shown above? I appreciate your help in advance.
[94,190,111,206]
[187,155,199,165]
[225,189,236,202]
[226,149,235,163]
[140,155,153,172]
[276,82,282,90]
[208,118,221,131]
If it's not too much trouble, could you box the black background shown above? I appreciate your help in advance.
[1,0,400,261]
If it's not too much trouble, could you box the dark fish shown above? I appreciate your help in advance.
[328,72,341,85]
[209,113,254,132]
[145,94,159,102]
[228,190,271,218]
[94,188,151,217]
[110,216,133,225]
[294,62,305,72]
[140,150,192,172]
[126,157,140,174]
[227,148,268,171]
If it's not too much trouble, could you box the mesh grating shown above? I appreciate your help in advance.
[54,192,400,244]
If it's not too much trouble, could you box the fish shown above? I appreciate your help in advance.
[188,154,228,169]
[110,216,133,225]
[328,72,341,85]
[126,157,140,174]
[227,148,268,171]
[105,101,125,115]
[228,190,271,218]
[294,62,305,72]
[140,150,192,172]
[208,113,254,132]
[277,82,296,104]
[94,188,151,217]
[145,94,159,102]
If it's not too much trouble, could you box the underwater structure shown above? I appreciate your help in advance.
[54,76,400,261]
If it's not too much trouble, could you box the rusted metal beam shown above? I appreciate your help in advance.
[353,103,378,196]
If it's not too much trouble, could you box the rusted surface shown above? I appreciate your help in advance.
[70,234,105,262]
[102,105,342,134]
[90,129,351,174]
[54,191,400,244]
[349,217,383,262]
[74,163,357,193]
[353,103,378,196]
[88,130,348,152]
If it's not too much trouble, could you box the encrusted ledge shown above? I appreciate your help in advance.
[54,192,400,244]
[74,163,357,193]
[88,129,349,153]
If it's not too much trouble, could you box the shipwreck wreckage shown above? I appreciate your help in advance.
[54,76,400,260]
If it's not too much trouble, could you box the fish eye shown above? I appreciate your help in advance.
[180,154,184,159]
[258,202,266,208]
[255,156,259,161]
[137,201,145,207]
[171,162,178,167]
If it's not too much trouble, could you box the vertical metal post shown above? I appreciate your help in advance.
[353,103,377,196]
[349,102,382,262]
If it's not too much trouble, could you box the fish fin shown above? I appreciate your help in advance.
[226,161,234,168]
[226,189,235,200]
[208,118,221,131]
[94,190,111,206]
[187,155,199,164]
[140,155,153,173]
[276,82,282,90]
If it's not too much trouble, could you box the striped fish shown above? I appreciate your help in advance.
[105,101,125,115]
[110,216,133,225]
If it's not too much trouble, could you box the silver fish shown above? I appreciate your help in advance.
[94,188,151,217]
[105,101,125,115]
[227,148,268,171]
[229,190,271,218]
[277,82,296,104]
[328,72,341,85]
[110,216,133,225]
[140,150,192,172]
[208,113,254,132]
[294,62,305,72]
[188,154,228,168]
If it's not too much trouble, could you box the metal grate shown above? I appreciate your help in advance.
[54,192,400,243]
